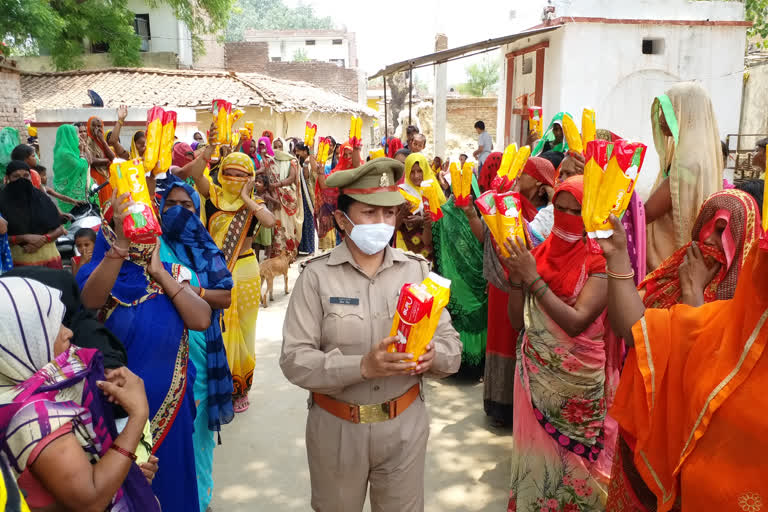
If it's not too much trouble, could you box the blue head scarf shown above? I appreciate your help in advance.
[159,177,235,433]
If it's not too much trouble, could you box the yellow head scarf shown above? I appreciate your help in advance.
[130,131,145,160]
[404,152,447,205]
[213,152,255,212]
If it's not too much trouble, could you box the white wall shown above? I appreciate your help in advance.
[125,0,194,67]
[557,22,745,196]
[260,38,350,66]
[498,20,745,198]
[35,107,199,174]
[553,0,744,21]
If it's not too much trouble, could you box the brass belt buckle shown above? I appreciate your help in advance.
[358,402,390,423]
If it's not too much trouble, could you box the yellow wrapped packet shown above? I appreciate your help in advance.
[581,140,610,233]
[562,114,583,155]
[495,192,526,257]
[451,162,473,207]
[245,121,254,141]
[155,110,177,175]
[109,159,162,243]
[388,272,451,362]
[529,107,543,138]
[211,100,231,145]
[586,140,647,239]
[449,162,461,197]
[369,148,385,160]
[420,179,443,221]
[582,108,596,147]
[475,190,501,244]
[143,107,164,172]
[398,187,422,214]
[507,145,531,183]
[498,144,518,178]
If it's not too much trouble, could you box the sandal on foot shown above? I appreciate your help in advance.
[233,396,250,413]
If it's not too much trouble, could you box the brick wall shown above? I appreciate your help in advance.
[0,62,25,136]
[225,42,360,101]
[447,97,498,143]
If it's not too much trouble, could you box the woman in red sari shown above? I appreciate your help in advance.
[314,141,352,251]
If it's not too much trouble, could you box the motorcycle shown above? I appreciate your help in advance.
[56,182,108,268]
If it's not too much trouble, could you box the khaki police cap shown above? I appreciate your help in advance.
[326,158,405,207]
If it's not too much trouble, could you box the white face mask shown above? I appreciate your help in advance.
[343,213,395,255]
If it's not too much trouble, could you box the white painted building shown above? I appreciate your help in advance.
[496,0,748,196]
[244,30,357,68]
[125,0,194,68]
[33,107,200,171]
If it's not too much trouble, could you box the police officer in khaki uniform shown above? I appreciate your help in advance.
[280,158,462,512]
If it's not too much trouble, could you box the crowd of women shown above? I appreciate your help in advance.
[0,79,766,511]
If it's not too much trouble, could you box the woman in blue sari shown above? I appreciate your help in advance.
[77,190,213,512]
[158,176,235,511]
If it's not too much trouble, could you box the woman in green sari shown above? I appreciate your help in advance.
[53,125,90,214]
[0,128,20,179]
[431,176,488,376]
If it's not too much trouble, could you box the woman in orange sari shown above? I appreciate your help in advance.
[85,116,115,209]
[606,188,762,510]
[314,140,351,251]
[599,205,768,511]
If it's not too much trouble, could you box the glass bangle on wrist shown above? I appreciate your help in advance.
[606,268,635,280]
[109,443,137,461]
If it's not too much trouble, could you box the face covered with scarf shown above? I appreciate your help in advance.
[531,176,605,299]
[217,152,255,211]
[516,156,557,221]
[640,189,762,307]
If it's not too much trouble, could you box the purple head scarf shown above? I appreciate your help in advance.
[257,136,274,157]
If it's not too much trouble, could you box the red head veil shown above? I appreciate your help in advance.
[531,176,605,299]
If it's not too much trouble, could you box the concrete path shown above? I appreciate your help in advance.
[210,261,513,511]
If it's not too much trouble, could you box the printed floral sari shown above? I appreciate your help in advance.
[509,177,616,512]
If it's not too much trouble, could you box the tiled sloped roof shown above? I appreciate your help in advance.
[236,73,369,115]
[20,67,374,119]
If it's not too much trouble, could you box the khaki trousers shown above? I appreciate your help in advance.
[305,398,429,512]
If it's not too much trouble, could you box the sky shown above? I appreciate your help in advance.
[284,0,549,87]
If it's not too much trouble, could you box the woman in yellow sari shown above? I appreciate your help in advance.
[396,153,446,261]
[188,152,276,413]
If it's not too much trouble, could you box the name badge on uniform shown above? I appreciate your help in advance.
[330,297,360,306]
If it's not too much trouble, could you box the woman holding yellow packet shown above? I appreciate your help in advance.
[499,176,617,510]
[396,153,446,261]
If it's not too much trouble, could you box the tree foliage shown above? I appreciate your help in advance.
[745,0,768,43]
[225,0,334,41]
[457,58,500,97]
[1,0,234,70]
[293,48,309,62]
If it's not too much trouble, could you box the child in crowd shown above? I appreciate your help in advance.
[253,173,279,260]
[35,164,84,207]
[71,227,97,276]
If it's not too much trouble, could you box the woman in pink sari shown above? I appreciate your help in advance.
[501,176,616,511]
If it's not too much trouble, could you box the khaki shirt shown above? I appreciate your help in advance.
[280,241,462,404]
